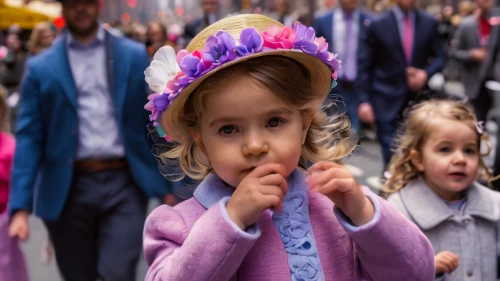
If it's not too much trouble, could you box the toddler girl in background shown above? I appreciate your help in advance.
[142,14,435,281]
[0,84,29,281]
[386,99,500,281]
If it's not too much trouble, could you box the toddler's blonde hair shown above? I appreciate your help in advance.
[158,56,356,180]
[385,99,492,193]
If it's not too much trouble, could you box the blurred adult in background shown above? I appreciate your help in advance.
[451,0,495,123]
[27,22,55,57]
[313,0,372,136]
[438,6,456,49]
[356,0,445,168]
[131,23,148,44]
[146,20,174,58]
[451,0,475,26]
[184,0,220,43]
[439,6,461,81]
[267,0,299,26]
[0,29,27,95]
[7,0,174,280]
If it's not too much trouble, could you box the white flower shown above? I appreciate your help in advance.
[144,46,180,93]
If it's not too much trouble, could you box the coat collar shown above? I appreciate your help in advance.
[400,178,500,230]
[193,169,306,209]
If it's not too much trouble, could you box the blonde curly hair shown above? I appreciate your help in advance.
[158,56,356,181]
[384,99,492,193]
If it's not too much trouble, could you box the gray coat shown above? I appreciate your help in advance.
[388,179,500,281]
[451,14,500,100]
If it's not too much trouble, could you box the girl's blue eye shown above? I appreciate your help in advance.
[439,147,451,153]
[464,148,477,154]
[267,118,282,127]
[220,126,236,134]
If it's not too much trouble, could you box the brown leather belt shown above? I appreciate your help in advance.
[74,158,128,173]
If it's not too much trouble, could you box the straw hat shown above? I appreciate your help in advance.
[144,14,340,139]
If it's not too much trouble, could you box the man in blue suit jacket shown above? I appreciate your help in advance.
[313,0,371,135]
[8,0,173,280]
[356,0,445,167]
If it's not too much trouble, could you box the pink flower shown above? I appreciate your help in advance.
[144,93,160,121]
[261,25,295,49]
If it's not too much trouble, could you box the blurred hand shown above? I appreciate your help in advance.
[406,67,428,92]
[307,161,374,226]
[9,210,30,241]
[469,48,487,61]
[357,102,375,125]
[163,193,178,206]
[226,163,288,230]
[435,251,459,274]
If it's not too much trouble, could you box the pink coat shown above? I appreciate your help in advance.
[143,173,435,281]
[0,132,15,215]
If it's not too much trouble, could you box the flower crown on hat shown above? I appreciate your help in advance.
[144,20,341,139]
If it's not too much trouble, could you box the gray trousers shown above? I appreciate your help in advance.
[44,168,147,281]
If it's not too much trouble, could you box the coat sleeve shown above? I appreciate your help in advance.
[423,19,446,78]
[334,190,435,281]
[143,197,260,281]
[8,62,42,217]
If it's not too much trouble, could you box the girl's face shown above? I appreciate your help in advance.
[411,119,479,201]
[191,75,311,188]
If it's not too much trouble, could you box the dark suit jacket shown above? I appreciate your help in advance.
[356,9,445,122]
[9,30,172,221]
[313,9,372,96]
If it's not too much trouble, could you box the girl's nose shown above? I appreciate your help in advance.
[242,133,269,156]
[452,151,466,164]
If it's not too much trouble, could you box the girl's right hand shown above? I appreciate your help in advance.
[226,163,288,230]
[9,210,30,241]
[435,251,459,274]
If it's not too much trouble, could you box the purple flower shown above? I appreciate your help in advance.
[292,22,318,55]
[203,31,237,65]
[179,50,206,78]
[238,28,263,55]
[144,93,170,121]
[314,37,341,72]
[154,94,171,111]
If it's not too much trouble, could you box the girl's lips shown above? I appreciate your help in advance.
[449,172,466,179]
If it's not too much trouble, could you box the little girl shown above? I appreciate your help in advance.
[142,14,435,281]
[386,99,500,281]
[0,84,29,281]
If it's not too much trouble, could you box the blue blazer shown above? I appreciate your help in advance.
[9,31,172,221]
[356,9,445,122]
[312,9,372,94]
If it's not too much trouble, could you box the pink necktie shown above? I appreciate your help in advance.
[403,15,413,64]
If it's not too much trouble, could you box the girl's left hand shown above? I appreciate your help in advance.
[307,161,374,226]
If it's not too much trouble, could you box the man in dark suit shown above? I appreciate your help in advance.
[313,0,371,135]
[7,0,173,280]
[356,0,445,167]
